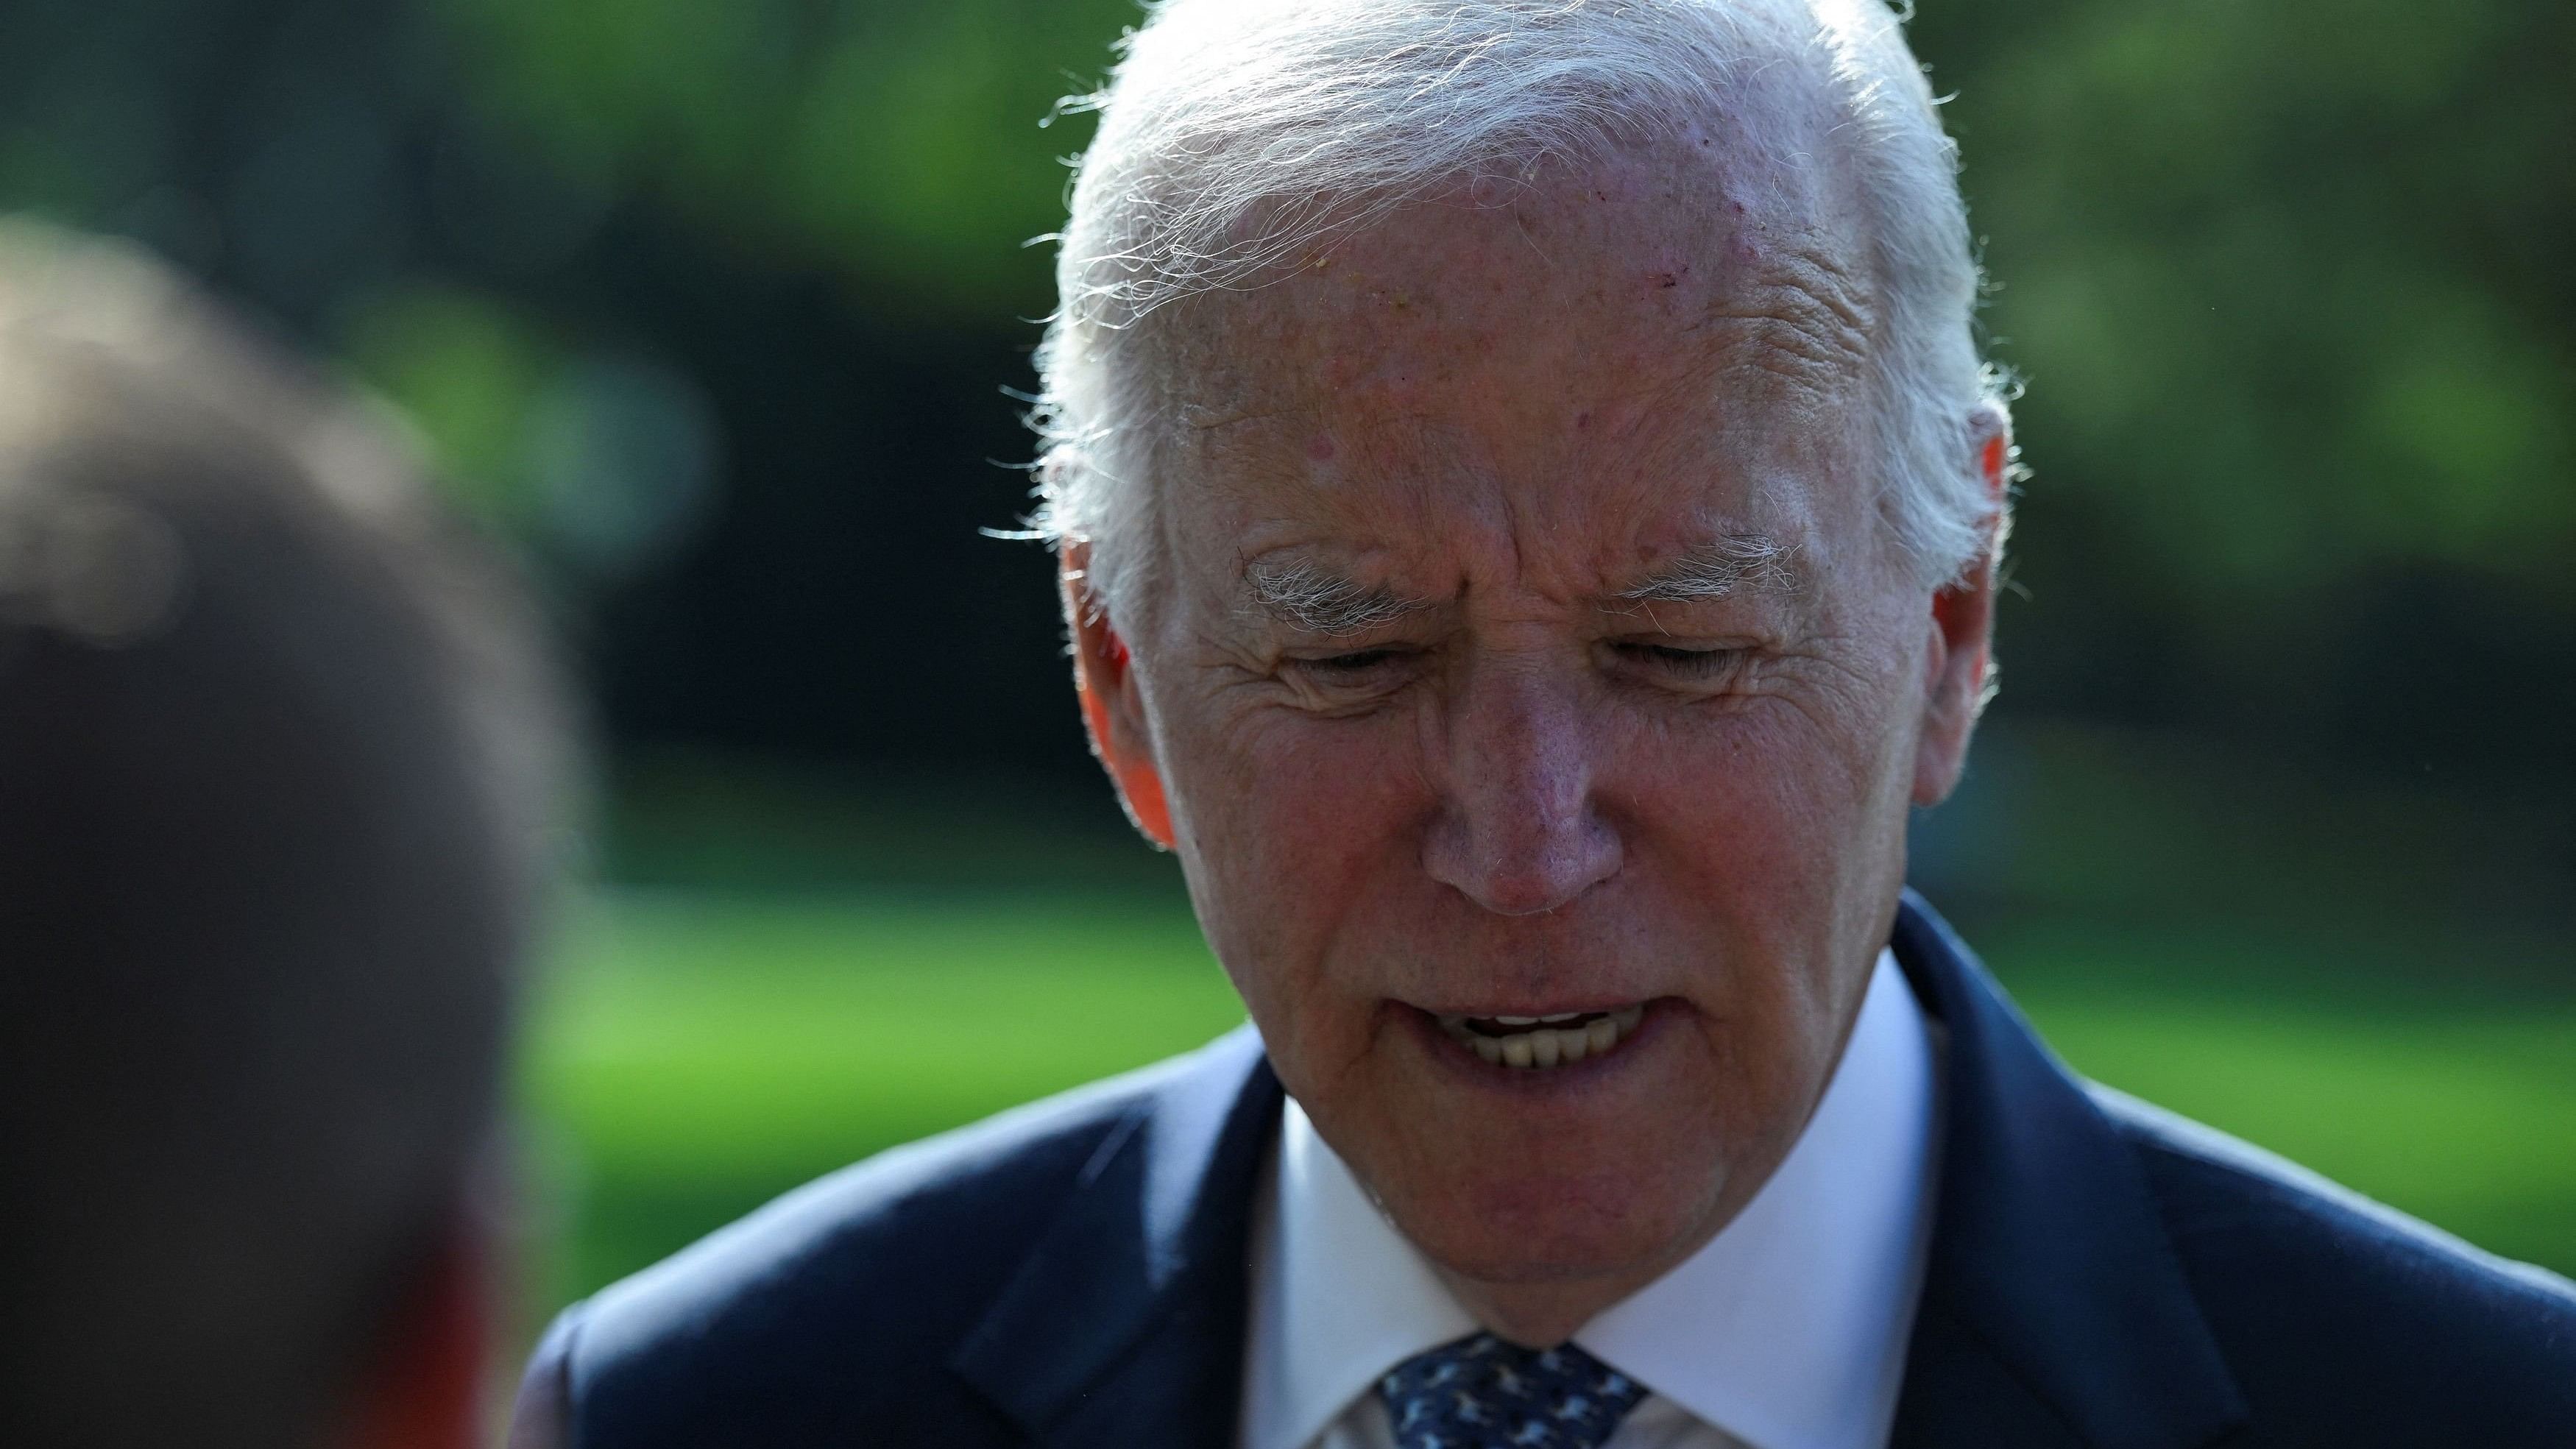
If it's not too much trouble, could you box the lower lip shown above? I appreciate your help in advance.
[1398,1000,1674,1091]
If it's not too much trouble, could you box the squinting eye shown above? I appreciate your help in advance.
[1615,642,1742,678]
[1281,646,1419,699]
[1306,648,1401,673]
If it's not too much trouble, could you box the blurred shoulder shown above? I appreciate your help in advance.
[515,1027,1265,1449]
[2092,1085,2576,1440]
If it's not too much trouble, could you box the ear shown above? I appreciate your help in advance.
[1914,408,2012,807]
[333,1211,492,1449]
[1061,545,1176,849]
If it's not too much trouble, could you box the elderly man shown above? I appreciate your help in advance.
[513,1,2576,1445]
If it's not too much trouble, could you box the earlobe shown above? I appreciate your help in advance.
[1061,553,1177,850]
[1913,584,1983,807]
[1075,664,1177,849]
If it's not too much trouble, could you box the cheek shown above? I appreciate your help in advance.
[1179,706,1420,871]
[1618,691,1914,954]
[1631,696,1883,846]
[1159,706,1427,1024]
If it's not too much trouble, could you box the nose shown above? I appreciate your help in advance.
[1421,662,1623,915]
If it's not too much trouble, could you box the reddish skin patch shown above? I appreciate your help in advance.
[1307,434,1338,464]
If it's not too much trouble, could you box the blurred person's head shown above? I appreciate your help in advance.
[0,222,570,1448]
[1034,0,2011,1343]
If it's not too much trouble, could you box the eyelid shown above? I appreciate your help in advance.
[1603,637,1753,686]
[1274,644,1422,712]
[1287,643,1415,671]
[1613,642,1741,665]
[1606,636,1749,655]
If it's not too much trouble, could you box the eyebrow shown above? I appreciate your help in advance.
[1616,534,1801,603]
[1242,559,1430,637]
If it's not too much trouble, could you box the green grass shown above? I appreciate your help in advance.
[519,890,2576,1316]
[520,890,1250,1298]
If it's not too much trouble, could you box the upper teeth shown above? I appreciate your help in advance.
[1437,1005,1647,1069]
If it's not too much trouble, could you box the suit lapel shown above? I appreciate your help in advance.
[949,1026,1282,1447]
[1887,893,2246,1449]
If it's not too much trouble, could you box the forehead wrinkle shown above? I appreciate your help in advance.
[1685,243,1877,403]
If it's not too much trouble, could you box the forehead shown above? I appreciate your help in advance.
[1135,124,1882,591]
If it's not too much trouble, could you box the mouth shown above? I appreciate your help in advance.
[1433,1005,1649,1069]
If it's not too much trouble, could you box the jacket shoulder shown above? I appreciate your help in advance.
[517,1033,1256,1448]
[2092,1085,2576,1443]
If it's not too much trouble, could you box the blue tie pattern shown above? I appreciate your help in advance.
[1376,1332,1649,1449]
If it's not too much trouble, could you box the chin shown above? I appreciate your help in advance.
[1360,1091,1741,1290]
[1294,997,1761,1287]
[1399,1154,1733,1288]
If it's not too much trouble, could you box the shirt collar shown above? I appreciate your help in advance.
[1239,1077,1482,1449]
[1240,949,1942,1449]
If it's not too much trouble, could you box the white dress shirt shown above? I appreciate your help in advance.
[1238,949,1943,1449]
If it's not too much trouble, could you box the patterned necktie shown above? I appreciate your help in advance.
[1376,1331,1650,1449]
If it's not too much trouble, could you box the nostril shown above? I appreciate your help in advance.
[1426,824,1621,916]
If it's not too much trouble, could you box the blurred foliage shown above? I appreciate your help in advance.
[342,283,720,580]
[1914,0,2574,789]
[416,0,2576,595]
[0,0,2566,868]
[433,0,1126,313]
[1956,0,2576,592]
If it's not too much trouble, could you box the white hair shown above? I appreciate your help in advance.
[1029,0,2011,618]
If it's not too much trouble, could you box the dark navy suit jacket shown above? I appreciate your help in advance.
[513,895,2576,1447]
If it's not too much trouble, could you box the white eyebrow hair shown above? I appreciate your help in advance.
[1616,534,1800,603]
[1242,558,1430,637]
